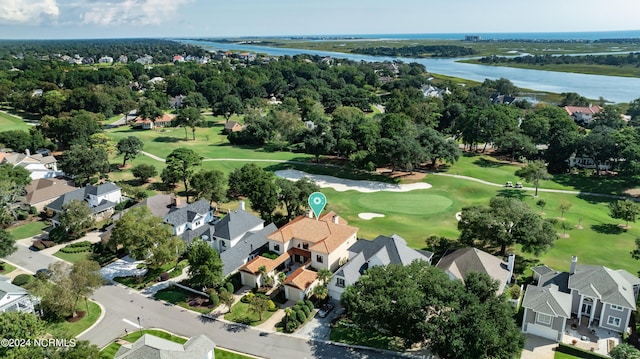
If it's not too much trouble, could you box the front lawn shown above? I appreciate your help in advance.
[46,299,101,338]
[330,319,403,351]
[113,260,186,289]
[0,111,31,131]
[224,301,275,326]
[154,287,216,314]
[0,262,16,275]
[8,220,49,239]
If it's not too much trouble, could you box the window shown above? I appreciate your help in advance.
[336,278,345,288]
[536,313,552,326]
[607,316,622,327]
[610,304,624,311]
[273,244,280,252]
[316,255,323,263]
[302,243,309,250]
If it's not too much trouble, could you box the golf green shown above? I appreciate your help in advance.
[354,192,453,215]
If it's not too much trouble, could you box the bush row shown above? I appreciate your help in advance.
[278,299,315,333]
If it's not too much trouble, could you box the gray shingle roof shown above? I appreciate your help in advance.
[522,284,572,318]
[214,209,264,242]
[115,333,215,359]
[569,265,638,309]
[45,182,120,212]
[85,182,120,196]
[221,223,277,277]
[334,234,432,284]
[163,199,211,227]
[0,280,28,299]
[436,247,510,289]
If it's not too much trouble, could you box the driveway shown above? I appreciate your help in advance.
[295,300,342,340]
[521,334,557,359]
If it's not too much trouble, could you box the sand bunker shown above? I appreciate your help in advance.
[358,212,386,220]
[274,169,432,193]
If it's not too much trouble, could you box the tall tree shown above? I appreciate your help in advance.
[0,181,24,228]
[458,197,556,255]
[249,295,270,321]
[175,106,203,140]
[609,200,640,228]
[276,177,320,221]
[45,260,103,318]
[190,170,226,205]
[219,290,235,313]
[610,343,640,359]
[59,144,110,185]
[0,163,31,187]
[164,148,202,203]
[187,238,224,290]
[116,136,144,167]
[515,160,552,196]
[215,94,244,123]
[58,200,94,240]
[0,228,17,258]
[131,164,158,183]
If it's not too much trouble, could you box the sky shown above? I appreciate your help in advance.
[0,0,638,39]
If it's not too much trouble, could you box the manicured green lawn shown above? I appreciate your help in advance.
[224,301,275,326]
[153,287,215,314]
[0,111,31,131]
[8,220,49,239]
[0,262,16,275]
[46,299,101,338]
[555,353,580,359]
[214,348,257,359]
[53,250,93,263]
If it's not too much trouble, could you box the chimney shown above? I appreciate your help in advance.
[332,215,339,224]
[570,256,578,274]
[507,254,515,284]
[173,196,181,208]
[239,201,245,211]
[25,149,30,156]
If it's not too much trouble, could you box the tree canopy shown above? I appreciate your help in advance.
[187,238,224,290]
[116,136,144,167]
[164,148,202,203]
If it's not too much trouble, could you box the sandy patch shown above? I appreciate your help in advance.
[358,212,386,220]
[275,169,432,193]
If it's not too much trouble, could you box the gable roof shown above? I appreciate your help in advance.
[163,199,211,227]
[569,265,640,309]
[86,182,120,196]
[3,152,57,166]
[267,212,358,254]
[335,234,433,283]
[564,105,603,116]
[436,247,510,288]
[284,267,318,290]
[522,284,572,318]
[0,280,28,298]
[134,113,175,125]
[224,120,243,130]
[214,209,264,242]
[221,223,276,277]
[45,182,121,213]
[115,333,215,359]
[23,178,77,205]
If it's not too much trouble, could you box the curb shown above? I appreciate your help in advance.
[77,300,106,338]
[1,259,35,275]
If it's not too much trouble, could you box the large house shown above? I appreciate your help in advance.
[163,200,276,276]
[239,211,358,301]
[21,178,77,212]
[0,276,37,314]
[46,182,122,226]
[435,247,515,294]
[2,150,64,180]
[132,113,175,130]
[115,333,215,359]
[564,105,603,126]
[328,234,433,300]
[521,256,640,341]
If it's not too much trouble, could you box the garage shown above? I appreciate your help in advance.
[525,323,560,341]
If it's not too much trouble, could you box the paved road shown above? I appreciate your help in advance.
[5,241,61,273]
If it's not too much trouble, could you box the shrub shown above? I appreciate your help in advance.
[48,226,68,243]
[225,281,234,293]
[284,320,298,333]
[241,292,255,303]
[296,300,305,308]
[302,305,311,316]
[159,272,169,281]
[218,287,227,294]
[305,300,314,310]
[12,274,33,286]
[267,300,277,312]
[17,211,28,220]
[296,310,306,323]
[68,241,91,248]
[209,292,220,307]
[29,206,38,215]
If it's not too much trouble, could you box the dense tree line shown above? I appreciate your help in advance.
[352,45,476,58]
[479,52,640,67]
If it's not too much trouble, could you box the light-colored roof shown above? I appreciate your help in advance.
[268,212,358,254]
[241,251,290,275]
[115,333,215,359]
[3,152,57,166]
[134,113,175,125]
[436,247,510,289]
[564,105,603,116]
[23,178,77,205]
[569,265,638,309]
[522,284,572,318]
[284,267,318,290]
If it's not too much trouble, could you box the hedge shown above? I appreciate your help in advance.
[556,343,609,359]
[12,274,33,286]
[67,241,91,248]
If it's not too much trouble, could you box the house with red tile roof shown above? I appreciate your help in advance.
[239,211,358,301]
[132,113,175,130]
[564,105,603,126]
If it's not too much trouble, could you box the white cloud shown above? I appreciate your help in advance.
[0,0,59,24]
[78,0,191,26]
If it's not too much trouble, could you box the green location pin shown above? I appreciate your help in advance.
[308,192,327,220]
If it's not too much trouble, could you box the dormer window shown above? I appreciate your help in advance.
[302,243,309,250]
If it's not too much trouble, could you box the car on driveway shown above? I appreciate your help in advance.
[317,303,334,318]
[36,268,53,279]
